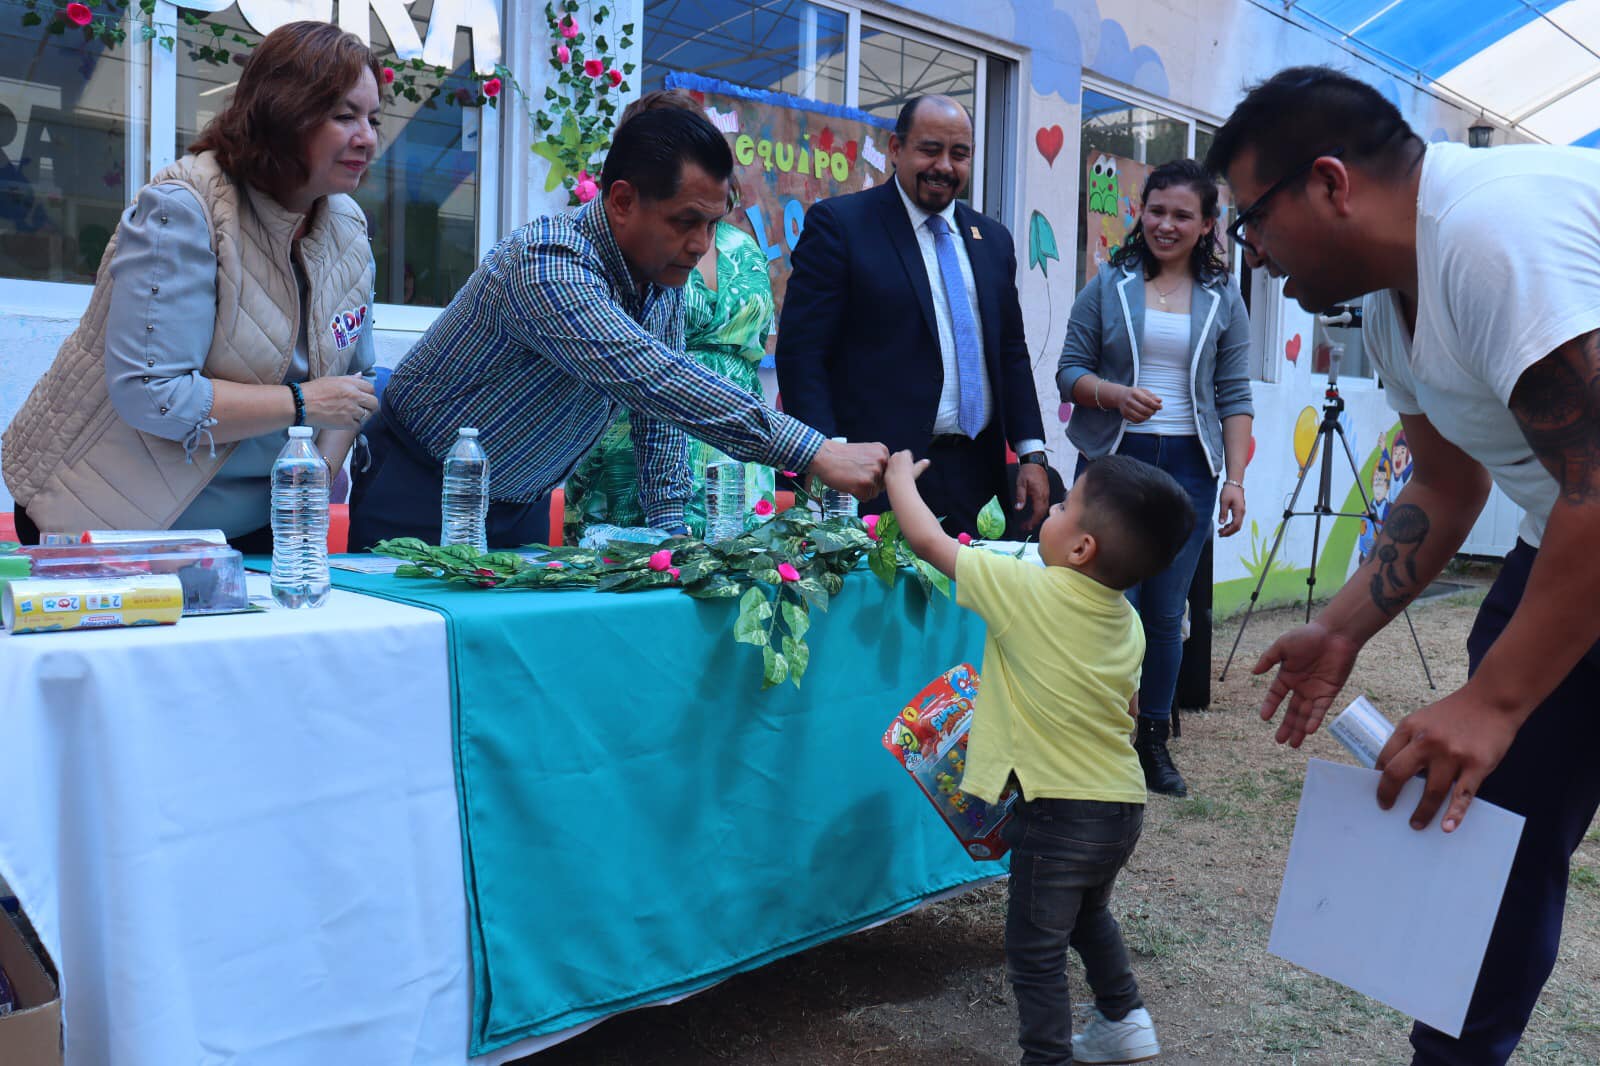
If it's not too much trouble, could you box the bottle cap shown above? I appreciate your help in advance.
[458,427,479,438]
[288,426,314,438]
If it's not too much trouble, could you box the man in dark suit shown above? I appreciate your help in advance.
[776,94,1050,537]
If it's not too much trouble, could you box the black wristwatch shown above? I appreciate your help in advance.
[1018,451,1048,467]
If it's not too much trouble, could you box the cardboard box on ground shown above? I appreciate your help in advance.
[0,910,61,1066]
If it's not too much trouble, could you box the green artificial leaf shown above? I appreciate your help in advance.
[1028,210,1060,277]
[819,572,844,595]
[683,578,743,599]
[622,22,635,33]
[781,600,809,642]
[912,558,952,598]
[530,141,569,191]
[21,10,40,24]
[793,578,829,610]
[393,564,434,578]
[976,496,1007,540]
[782,635,810,687]
[734,587,772,645]
[761,645,789,689]
[868,543,898,588]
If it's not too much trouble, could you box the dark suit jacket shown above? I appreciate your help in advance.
[775,180,1045,512]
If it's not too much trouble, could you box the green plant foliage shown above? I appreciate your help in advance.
[372,497,947,691]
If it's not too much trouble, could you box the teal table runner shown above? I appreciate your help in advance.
[329,564,1003,1054]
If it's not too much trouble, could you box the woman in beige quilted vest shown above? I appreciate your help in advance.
[2,21,383,551]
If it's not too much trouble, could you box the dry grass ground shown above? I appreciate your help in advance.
[525,579,1600,1065]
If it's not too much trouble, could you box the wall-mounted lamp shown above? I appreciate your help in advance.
[1468,122,1494,148]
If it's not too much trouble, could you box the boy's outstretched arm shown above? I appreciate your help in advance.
[883,449,960,581]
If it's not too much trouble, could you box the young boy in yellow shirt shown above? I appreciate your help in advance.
[885,450,1196,1066]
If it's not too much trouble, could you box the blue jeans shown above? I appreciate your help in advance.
[1003,798,1145,1066]
[1077,434,1217,721]
[1410,541,1600,1065]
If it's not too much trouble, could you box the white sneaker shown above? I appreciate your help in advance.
[1071,1006,1161,1063]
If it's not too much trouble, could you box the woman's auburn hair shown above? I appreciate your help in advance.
[189,20,383,203]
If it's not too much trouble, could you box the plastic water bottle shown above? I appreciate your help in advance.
[704,460,746,542]
[270,426,330,609]
[441,428,490,552]
[821,437,859,521]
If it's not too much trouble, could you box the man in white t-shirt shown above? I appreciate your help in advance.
[1207,67,1600,1065]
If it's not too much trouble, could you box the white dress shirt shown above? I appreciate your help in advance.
[893,180,1043,456]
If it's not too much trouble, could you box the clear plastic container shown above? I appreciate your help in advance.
[270,426,330,609]
[20,541,248,615]
[441,428,490,553]
[821,437,858,521]
[704,460,747,542]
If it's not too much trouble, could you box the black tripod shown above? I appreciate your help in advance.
[1220,355,1434,687]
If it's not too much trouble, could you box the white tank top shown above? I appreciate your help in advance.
[1126,309,1196,435]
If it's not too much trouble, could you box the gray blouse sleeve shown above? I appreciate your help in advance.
[103,183,219,454]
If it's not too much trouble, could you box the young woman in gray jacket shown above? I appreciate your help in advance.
[1057,159,1254,796]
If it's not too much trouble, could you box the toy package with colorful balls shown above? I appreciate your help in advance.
[882,663,1018,860]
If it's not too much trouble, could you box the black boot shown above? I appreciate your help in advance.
[1135,716,1188,797]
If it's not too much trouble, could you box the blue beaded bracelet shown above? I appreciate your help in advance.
[287,382,306,427]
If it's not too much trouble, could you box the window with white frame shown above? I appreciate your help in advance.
[642,0,1010,219]
[0,26,139,285]
[2,3,499,322]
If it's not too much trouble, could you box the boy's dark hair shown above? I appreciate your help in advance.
[1204,66,1422,186]
[1110,158,1228,283]
[601,107,733,202]
[1076,455,1196,591]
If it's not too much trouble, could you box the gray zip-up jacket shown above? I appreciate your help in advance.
[1056,264,1253,475]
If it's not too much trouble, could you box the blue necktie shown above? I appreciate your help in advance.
[926,214,985,439]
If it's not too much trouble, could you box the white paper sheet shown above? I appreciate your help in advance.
[1269,759,1524,1037]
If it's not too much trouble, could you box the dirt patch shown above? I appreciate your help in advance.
[522,582,1600,1065]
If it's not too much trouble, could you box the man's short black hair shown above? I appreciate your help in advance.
[893,95,973,142]
[1076,455,1196,591]
[601,107,733,202]
[1204,65,1421,187]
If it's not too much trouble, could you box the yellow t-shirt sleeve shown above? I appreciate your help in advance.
[955,547,1030,638]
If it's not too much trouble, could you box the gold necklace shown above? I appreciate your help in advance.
[1153,279,1182,306]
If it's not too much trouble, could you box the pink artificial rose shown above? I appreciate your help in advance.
[584,58,604,77]
[559,16,579,38]
[958,532,972,546]
[381,66,396,85]
[669,567,681,579]
[65,2,92,24]
[556,44,570,63]
[648,549,673,572]
[781,471,799,479]
[602,557,616,564]
[545,561,564,569]
[777,563,801,583]
[482,77,502,98]
[573,172,599,203]
[753,498,774,516]
[862,513,880,540]
[607,68,623,87]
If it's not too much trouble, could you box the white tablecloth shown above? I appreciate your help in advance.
[0,578,544,1065]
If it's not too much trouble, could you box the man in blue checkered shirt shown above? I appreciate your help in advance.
[348,108,889,551]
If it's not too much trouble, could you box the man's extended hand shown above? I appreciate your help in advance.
[1375,689,1526,832]
[807,439,889,500]
[1253,621,1362,747]
[1015,461,1050,530]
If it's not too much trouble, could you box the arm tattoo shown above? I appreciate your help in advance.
[1369,503,1430,616]
[1509,331,1600,505]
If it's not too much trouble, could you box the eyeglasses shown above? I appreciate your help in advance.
[1227,147,1343,255]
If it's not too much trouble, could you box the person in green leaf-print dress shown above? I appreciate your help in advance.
[563,220,777,541]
